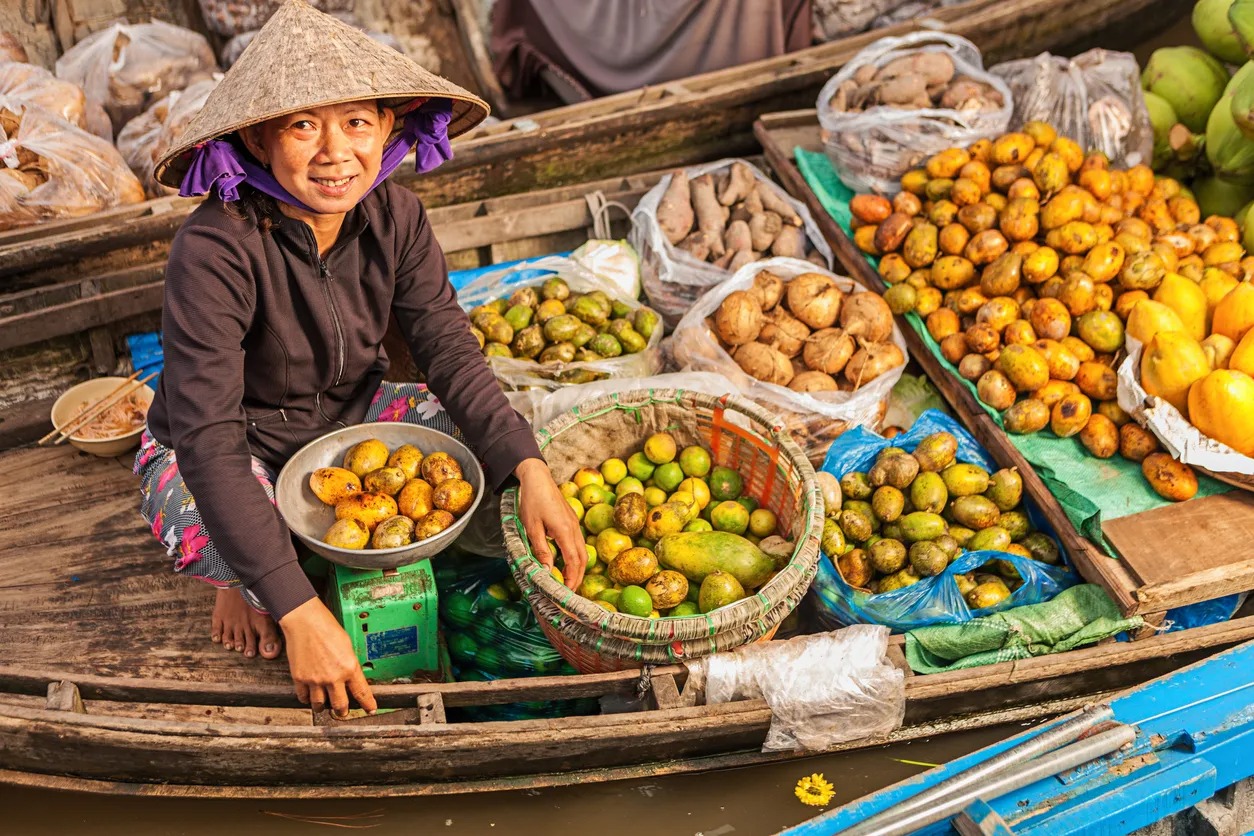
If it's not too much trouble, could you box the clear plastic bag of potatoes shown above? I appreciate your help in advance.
[0,62,89,130]
[55,21,219,138]
[816,32,1013,195]
[989,49,1152,169]
[116,76,221,197]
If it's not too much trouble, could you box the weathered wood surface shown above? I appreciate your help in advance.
[752,110,1235,619]
[0,0,1186,286]
[0,436,1250,793]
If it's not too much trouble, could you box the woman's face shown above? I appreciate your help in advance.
[242,101,395,216]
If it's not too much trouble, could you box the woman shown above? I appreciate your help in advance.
[137,0,585,719]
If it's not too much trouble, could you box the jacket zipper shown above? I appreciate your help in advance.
[319,257,347,388]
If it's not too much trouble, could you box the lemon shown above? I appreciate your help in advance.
[749,508,778,538]
[618,585,654,617]
[627,451,656,481]
[579,574,613,599]
[596,528,634,562]
[594,600,618,613]
[565,496,585,522]
[678,476,711,509]
[736,496,760,515]
[615,477,645,498]
[560,481,579,499]
[578,483,610,509]
[550,566,565,585]
[643,487,668,507]
[643,432,678,465]
[573,467,605,488]
[678,446,712,478]
[600,458,628,486]
[683,518,713,532]
[669,601,700,617]
[654,462,684,492]
[710,500,750,535]
[585,544,598,568]
[667,491,700,523]
[486,583,512,604]
[584,502,616,535]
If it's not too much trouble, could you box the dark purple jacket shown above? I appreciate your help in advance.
[146,181,539,618]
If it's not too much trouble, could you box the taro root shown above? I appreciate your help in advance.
[802,328,856,374]
[844,342,905,388]
[839,292,894,342]
[749,270,785,312]
[713,290,764,346]
[785,272,844,330]
[734,342,794,386]
[789,370,840,392]
[758,307,810,358]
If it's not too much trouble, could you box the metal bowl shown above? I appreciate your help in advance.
[275,423,485,570]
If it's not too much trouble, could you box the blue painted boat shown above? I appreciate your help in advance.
[782,639,1254,836]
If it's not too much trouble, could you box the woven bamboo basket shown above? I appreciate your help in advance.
[501,389,824,674]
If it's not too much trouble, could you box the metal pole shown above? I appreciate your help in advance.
[837,705,1115,836]
[835,724,1138,836]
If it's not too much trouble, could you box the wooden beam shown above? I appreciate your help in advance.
[418,692,447,725]
[46,681,85,714]
[446,0,510,117]
[0,275,165,352]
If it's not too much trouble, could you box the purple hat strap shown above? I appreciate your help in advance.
[178,98,455,212]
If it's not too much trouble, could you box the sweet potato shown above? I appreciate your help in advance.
[657,170,694,245]
[718,162,756,207]
[749,211,782,252]
[677,230,714,261]
[877,53,955,87]
[724,219,752,253]
[771,225,805,259]
[756,184,802,227]
[730,249,761,272]
[690,174,726,257]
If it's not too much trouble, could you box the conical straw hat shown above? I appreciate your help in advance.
[155,0,489,189]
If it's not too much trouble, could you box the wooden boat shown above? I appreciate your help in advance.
[782,639,1254,835]
[0,0,1188,289]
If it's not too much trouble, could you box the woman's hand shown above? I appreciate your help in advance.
[279,597,377,719]
[516,457,587,591]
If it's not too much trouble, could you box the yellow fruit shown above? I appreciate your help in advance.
[308,467,362,506]
[1126,299,1186,346]
[1141,332,1211,416]
[1230,329,1254,377]
[1212,282,1254,343]
[341,438,389,479]
[1151,273,1208,342]
[1199,269,1239,330]
[1202,334,1237,370]
[678,477,712,510]
[1188,370,1254,455]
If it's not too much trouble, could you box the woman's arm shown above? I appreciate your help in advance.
[390,198,585,588]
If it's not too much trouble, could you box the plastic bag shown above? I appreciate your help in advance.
[0,62,89,130]
[434,550,597,721]
[670,257,907,465]
[631,158,834,327]
[816,33,1013,195]
[0,97,145,231]
[55,21,219,137]
[569,239,641,300]
[990,49,1152,169]
[456,255,664,393]
[697,625,905,752]
[810,410,1076,632]
[116,76,220,197]
[529,371,743,431]
[196,0,355,37]
[1116,334,1254,477]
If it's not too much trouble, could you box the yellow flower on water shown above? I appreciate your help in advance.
[795,773,835,807]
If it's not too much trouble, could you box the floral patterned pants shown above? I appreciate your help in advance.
[134,383,462,612]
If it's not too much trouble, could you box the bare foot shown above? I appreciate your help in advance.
[210,588,283,660]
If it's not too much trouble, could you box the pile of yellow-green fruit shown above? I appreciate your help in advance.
[822,431,1060,609]
[468,276,661,384]
[552,431,789,618]
[309,439,475,550]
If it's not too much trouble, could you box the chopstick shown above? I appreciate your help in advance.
[39,371,157,446]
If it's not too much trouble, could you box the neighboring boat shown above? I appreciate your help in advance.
[781,638,1254,836]
[0,0,1187,288]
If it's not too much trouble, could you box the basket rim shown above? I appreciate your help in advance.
[501,387,823,653]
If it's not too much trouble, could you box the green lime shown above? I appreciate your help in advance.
[735,496,760,514]
[709,466,744,502]
[597,588,622,607]
[686,581,702,603]
[643,432,678,465]
[579,574,613,599]
[446,631,478,665]
[619,585,654,617]
[654,462,685,492]
[478,585,508,610]
[627,452,656,481]
[475,647,503,674]
[678,446,712,478]
[669,601,700,617]
[615,477,645,498]
[643,487,668,507]
[635,537,656,552]
[578,483,609,509]
[749,508,778,538]
[584,502,617,535]
[684,518,713,532]
[585,544,598,568]
[565,496,585,522]
[440,591,475,630]
[710,500,750,535]
[600,458,628,486]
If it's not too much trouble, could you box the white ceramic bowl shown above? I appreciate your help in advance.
[275,423,485,570]
[49,377,154,458]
